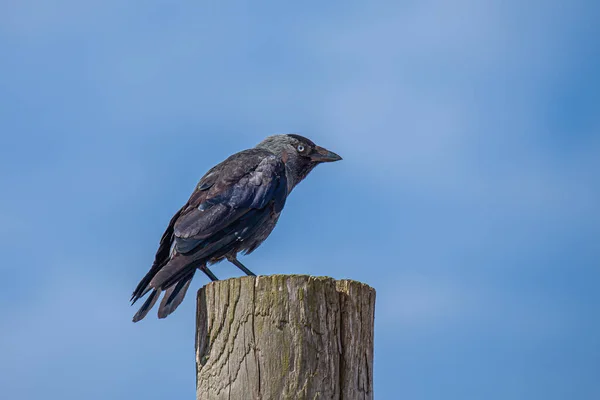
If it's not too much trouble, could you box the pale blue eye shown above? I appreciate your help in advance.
[297,145,305,152]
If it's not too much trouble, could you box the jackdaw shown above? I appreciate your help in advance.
[131,134,342,322]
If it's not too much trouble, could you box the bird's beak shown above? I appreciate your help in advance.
[310,146,343,162]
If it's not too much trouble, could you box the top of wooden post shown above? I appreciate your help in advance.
[196,275,375,400]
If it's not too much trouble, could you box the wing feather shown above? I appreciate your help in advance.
[132,149,288,321]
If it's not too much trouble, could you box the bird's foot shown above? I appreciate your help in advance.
[227,256,256,276]
[200,265,219,281]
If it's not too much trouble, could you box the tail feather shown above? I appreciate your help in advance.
[132,258,200,322]
[158,269,195,319]
[131,207,183,303]
[132,289,161,323]
[132,202,252,321]
[150,253,204,290]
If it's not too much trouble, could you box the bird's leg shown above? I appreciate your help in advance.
[227,255,256,276]
[199,265,219,281]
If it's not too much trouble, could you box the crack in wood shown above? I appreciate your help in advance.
[196,275,374,400]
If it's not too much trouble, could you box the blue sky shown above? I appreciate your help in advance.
[1,1,599,399]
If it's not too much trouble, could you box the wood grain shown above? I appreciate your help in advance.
[196,275,375,400]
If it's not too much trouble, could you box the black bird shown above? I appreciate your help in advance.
[131,134,342,322]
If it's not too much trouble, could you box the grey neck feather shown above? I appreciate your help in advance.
[256,135,317,194]
[283,155,317,194]
[285,165,297,194]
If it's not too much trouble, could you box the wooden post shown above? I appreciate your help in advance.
[196,275,375,400]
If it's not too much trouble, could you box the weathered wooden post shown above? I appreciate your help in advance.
[196,275,375,400]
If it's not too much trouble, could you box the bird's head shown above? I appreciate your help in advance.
[257,134,342,191]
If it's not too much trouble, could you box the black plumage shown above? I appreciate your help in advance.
[131,134,342,322]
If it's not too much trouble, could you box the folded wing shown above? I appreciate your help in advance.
[131,149,287,321]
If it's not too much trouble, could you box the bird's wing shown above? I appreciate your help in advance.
[131,149,287,308]
[146,150,287,293]
[172,149,287,251]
